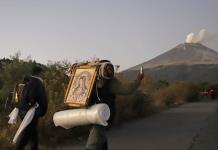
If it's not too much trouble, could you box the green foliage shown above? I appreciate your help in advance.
[157,80,169,89]
[0,53,42,102]
[0,56,72,149]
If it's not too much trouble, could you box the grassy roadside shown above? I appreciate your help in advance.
[1,58,217,149]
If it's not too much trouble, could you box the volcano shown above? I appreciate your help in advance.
[129,43,218,70]
[123,43,218,83]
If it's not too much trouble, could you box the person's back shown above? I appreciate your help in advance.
[30,76,47,117]
[85,60,144,150]
[16,66,47,150]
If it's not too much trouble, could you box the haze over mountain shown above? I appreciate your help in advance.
[124,43,218,83]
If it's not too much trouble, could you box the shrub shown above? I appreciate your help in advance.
[151,81,199,110]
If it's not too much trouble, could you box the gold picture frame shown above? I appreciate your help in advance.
[15,83,25,103]
[64,65,97,107]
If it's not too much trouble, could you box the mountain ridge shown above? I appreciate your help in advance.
[127,43,218,71]
[123,43,218,83]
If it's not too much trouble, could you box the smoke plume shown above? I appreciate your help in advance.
[185,29,218,51]
[185,29,206,43]
[185,32,195,43]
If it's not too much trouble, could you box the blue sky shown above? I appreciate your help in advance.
[0,0,218,70]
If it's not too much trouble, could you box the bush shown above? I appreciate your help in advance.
[151,81,199,110]
[115,92,150,123]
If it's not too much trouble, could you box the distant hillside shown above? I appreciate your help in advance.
[123,64,218,83]
[128,43,218,71]
[123,43,218,83]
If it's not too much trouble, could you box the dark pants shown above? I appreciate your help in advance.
[86,125,108,150]
[15,117,38,150]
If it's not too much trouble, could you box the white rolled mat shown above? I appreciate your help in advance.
[8,107,19,124]
[53,103,110,129]
[12,103,39,144]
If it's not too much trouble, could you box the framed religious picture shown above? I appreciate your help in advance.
[15,83,25,103]
[64,65,98,107]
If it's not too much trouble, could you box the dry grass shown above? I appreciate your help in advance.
[152,82,199,109]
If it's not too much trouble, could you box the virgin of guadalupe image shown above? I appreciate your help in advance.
[69,71,91,103]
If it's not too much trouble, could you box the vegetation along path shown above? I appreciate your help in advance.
[59,100,218,150]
